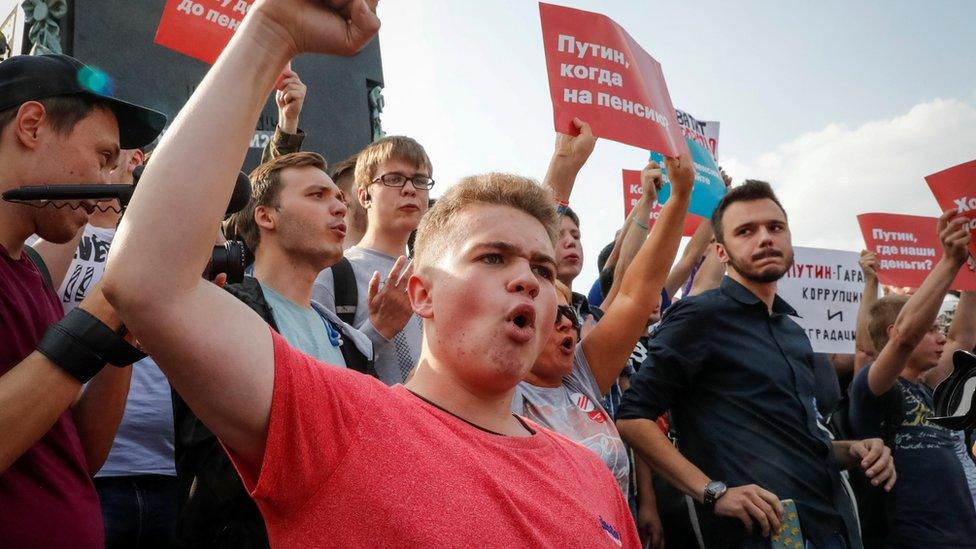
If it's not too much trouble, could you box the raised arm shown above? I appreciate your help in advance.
[603,162,660,308]
[101,0,380,472]
[854,250,880,373]
[924,290,976,387]
[663,217,713,298]
[261,66,307,163]
[582,156,693,394]
[688,243,724,296]
[866,210,970,396]
[542,118,596,203]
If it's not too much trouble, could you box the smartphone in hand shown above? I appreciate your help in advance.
[770,499,803,549]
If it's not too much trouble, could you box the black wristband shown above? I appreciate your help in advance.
[35,307,147,383]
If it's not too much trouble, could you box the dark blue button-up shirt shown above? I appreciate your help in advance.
[618,277,858,548]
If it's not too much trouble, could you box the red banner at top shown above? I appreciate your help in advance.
[857,212,976,291]
[925,158,976,260]
[622,169,701,237]
[154,0,252,64]
[540,3,686,157]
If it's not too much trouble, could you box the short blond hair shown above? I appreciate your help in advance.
[414,173,558,270]
[354,136,432,191]
[868,294,910,351]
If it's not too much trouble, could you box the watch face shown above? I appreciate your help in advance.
[705,481,727,502]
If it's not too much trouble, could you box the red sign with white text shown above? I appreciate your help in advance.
[925,159,976,260]
[154,0,251,64]
[540,3,687,157]
[857,212,976,291]
[622,170,701,236]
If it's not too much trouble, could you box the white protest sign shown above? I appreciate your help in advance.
[778,246,870,354]
[676,108,720,161]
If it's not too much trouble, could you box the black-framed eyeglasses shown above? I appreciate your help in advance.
[556,304,582,332]
[371,173,435,190]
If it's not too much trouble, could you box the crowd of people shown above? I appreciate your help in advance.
[1,1,975,548]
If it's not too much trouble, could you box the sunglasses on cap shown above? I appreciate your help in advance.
[556,304,582,332]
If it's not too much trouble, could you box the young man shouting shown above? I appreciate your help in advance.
[102,1,639,546]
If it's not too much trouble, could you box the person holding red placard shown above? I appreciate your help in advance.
[848,209,976,548]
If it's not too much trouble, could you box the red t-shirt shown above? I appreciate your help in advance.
[0,245,104,548]
[229,329,640,547]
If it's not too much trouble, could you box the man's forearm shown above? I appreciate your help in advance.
[71,364,132,475]
[854,276,879,373]
[664,220,712,298]
[105,8,292,309]
[542,161,579,202]
[0,352,82,472]
[605,197,652,304]
[618,418,710,502]
[831,440,857,469]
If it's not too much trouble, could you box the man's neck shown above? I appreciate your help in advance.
[251,247,320,307]
[89,210,122,229]
[357,226,411,257]
[900,362,924,384]
[0,206,32,259]
[0,162,31,258]
[729,271,778,313]
[405,354,532,437]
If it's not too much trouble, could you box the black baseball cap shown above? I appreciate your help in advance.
[0,54,166,149]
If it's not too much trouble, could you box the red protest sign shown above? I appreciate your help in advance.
[857,212,976,291]
[925,159,976,259]
[622,170,701,237]
[154,0,251,64]
[540,3,686,157]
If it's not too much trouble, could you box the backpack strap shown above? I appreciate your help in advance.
[23,245,55,292]
[331,257,358,326]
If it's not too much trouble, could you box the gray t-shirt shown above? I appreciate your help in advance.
[262,285,346,367]
[57,224,175,477]
[512,345,630,496]
[97,357,176,476]
[313,246,421,385]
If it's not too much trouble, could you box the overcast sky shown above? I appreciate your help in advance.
[377,0,976,288]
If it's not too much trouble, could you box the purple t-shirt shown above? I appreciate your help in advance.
[0,244,103,548]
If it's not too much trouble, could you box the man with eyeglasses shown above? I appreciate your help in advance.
[314,135,434,384]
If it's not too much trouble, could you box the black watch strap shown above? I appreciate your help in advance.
[703,480,728,510]
[36,307,146,383]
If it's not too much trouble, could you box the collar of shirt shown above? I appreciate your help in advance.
[719,276,800,318]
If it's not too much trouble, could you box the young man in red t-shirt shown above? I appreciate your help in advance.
[101,1,640,546]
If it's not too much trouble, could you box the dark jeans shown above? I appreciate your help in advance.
[95,474,179,549]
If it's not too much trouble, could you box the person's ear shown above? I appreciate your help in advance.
[254,205,276,232]
[408,272,432,318]
[358,184,370,208]
[129,149,145,172]
[13,101,46,149]
[715,242,730,265]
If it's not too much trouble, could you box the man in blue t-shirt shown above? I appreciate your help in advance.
[848,208,976,548]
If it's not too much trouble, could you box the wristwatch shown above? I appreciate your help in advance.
[703,480,728,510]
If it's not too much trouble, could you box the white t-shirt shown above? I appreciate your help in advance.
[511,345,630,496]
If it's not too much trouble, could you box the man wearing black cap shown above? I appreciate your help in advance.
[0,53,164,548]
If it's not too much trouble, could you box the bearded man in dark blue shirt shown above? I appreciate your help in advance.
[617,181,895,549]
